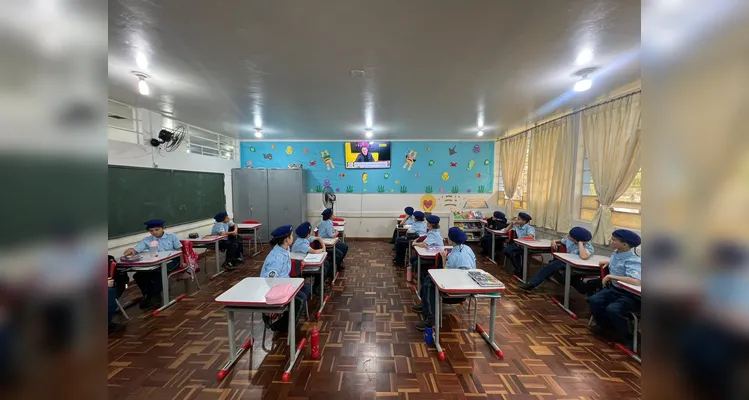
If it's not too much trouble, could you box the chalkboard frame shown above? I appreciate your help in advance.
[108,165,226,239]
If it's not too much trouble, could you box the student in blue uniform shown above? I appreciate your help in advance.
[393,211,427,266]
[390,206,415,244]
[413,227,477,330]
[292,221,333,295]
[588,229,641,348]
[501,212,536,276]
[317,208,349,266]
[480,211,509,255]
[260,225,308,330]
[211,211,244,269]
[408,215,443,268]
[123,219,184,309]
[518,226,594,291]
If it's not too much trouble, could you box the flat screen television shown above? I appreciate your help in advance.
[344,141,391,169]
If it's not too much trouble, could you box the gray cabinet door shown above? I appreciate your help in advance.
[267,169,303,230]
[232,168,270,241]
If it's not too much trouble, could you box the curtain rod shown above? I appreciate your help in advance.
[498,89,641,141]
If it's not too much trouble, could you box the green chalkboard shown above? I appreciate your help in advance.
[108,165,226,239]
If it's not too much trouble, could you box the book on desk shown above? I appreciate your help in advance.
[303,253,325,264]
[467,270,503,287]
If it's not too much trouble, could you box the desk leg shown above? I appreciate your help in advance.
[490,234,496,264]
[551,262,578,319]
[331,245,338,283]
[475,297,504,359]
[217,309,253,382]
[282,298,307,382]
[153,260,186,316]
[211,240,225,281]
[252,228,260,257]
[317,263,328,320]
[434,287,444,360]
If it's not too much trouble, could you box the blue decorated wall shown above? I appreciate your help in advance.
[240,141,495,195]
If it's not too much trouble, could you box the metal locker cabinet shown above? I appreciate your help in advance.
[231,168,270,242]
[267,168,305,230]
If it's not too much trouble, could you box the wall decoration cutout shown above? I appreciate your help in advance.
[441,172,449,180]
[384,173,390,179]
[450,162,457,167]
[246,160,252,166]
[440,188,445,193]
[395,180,400,185]
[420,194,436,212]
[321,150,335,170]
[249,146,256,152]
[399,185,408,193]
[303,148,309,153]
[339,173,345,178]
[428,160,435,166]
[449,146,457,156]
[467,160,475,171]
[483,159,490,165]
[425,146,431,151]
[361,172,368,183]
[476,173,481,178]
[473,144,481,153]
[323,179,331,187]
[285,146,294,155]
[425,185,433,193]
[414,173,420,178]
[263,153,272,160]
[403,149,418,171]
[309,160,316,166]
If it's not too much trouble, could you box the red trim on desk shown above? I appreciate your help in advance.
[513,239,552,249]
[551,252,603,269]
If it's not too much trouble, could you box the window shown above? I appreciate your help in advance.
[497,140,529,210]
[580,152,641,228]
[184,125,238,160]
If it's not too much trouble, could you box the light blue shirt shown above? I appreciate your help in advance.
[424,229,443,246]
[404,215,415,225]
[211,221,234,236]
[609,249,641,289]
[513,223,536,239]
[561,237,594,256]
[446,244,476,269]
[260,245,291,278]
[133,232,182,253]
[317,219,335,238]
[409,220,427,235]
[291,237,312,254]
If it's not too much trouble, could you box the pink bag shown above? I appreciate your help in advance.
[265,283,294,304]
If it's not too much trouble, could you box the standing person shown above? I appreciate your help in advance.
[390,206,415,244]
[292,222,333,295]
[518,227,594,291]
[354,145,375,163]
[317,208,349,266]
[211,211,244,269]
[393,211,427,266]
[123,219,184,309]
[501,212,535,276]
[480,211,509,255]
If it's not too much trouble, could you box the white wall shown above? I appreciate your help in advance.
[107,107,239,256]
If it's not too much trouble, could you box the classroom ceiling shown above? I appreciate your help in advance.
[108,0,641,140]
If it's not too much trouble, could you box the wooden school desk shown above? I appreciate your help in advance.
[429,269,506,361]
[513,238,553,283]
[182,235,226,280]
[116,250,183,316]
[290,251,329,319]
[485,228,508,264]
[550,252,611,319]
[215,277,306,383]
[412,245,453,301]
[236,222,263,257]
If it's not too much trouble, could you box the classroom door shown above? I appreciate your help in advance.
[267,169,304,231]
[232,168,270,241]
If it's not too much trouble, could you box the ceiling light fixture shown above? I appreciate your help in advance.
[573,77,592,92]
[365,128,373,138]
[576,48,594,65]
[132,71,150,96]
[477,129,484,137]
[136,52,149,70]
[254,128,263,138]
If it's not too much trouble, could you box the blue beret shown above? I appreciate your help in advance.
[493,211,505,219]
[413,211,425,219]
[271,225,294,239]
[295,222,312,237]
[426,215,440,224]
[448,227,467,244]
[404,206,414,215]
[518,212,532,222]
[569,227,592,242]
[321,208,333,217]
[214,211,228,222]
[612,229,641,248]
[144,219,165,229]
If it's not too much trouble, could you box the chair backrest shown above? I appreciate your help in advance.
[506,229,517,243]
[289,258,304,278]
[443,238,448,246]
[242,220,260,224]
[333,221,342,226]
[332,217,345,222]
[558,243,568,253]
[414,235,427,243]
[310,239,322,250]
[600,264,610,278]
[109,260,117,278]
[398,214,406,219]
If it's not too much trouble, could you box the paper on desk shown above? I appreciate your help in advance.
[304,253,325,263]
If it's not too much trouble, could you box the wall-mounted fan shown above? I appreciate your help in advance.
[322,186,336,212]
[149,126,186,152]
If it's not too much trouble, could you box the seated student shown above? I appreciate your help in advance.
[408,215,443,269]
[317,208,349,266]
[393,211,427,266]
[588,229,641,349]
[480,211,509,255]
[518,227,594,291]
[501,212,535,276]
[211,211,244,270]
[292,222,333,296]
[413,227,476,330]
[123,219,184,309]
[260,225,309,331]
[390,206,415,244]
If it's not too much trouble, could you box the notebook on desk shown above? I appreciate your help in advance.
[303,253,325,264]
[467,270,504,287]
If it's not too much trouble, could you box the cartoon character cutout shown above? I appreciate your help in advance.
[403,149,418,171]
[321,150,335,170]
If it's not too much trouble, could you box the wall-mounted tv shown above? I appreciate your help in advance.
[344,141,392,169]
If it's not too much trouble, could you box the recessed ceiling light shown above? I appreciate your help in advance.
[136,52,149,70]
[573,77,592,92]
[254,128,263,138]
[138,79,149,96]
[365,128,373,138]
[477,130,484,137]
[576,48,593,65]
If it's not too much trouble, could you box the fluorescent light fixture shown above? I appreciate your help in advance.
[365,128,373,138]
[254,128,263,138]
[138,79,150,96]
[136,52,149,70]
[576,48,593,65]
[477,130,484,137]
[573,77,592,92]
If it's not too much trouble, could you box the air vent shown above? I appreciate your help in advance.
[350,69,365,78]
[108,113,127,120]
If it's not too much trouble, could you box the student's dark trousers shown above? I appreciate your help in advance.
[219,235,243,262]
[588,286,641,342]
[133,257,180,298]
[503,242,523,274]
[480,234,504,255]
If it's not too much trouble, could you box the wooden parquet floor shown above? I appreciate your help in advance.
[108,240,641,399]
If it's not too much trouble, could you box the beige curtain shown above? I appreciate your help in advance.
[581,92,642,244]
[498,132,529,219]
[527,116,575,232]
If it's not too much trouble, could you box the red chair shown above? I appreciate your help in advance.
[501,230,518,270]
[332,217,345,242]
[241,220,261,249]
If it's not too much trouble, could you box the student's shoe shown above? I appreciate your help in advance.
[518,282,535,291]
[236,256,245,263]
[222,261,236,270]
[108,322,125,334]
[411,303,424,313]
[415,317,434,331]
